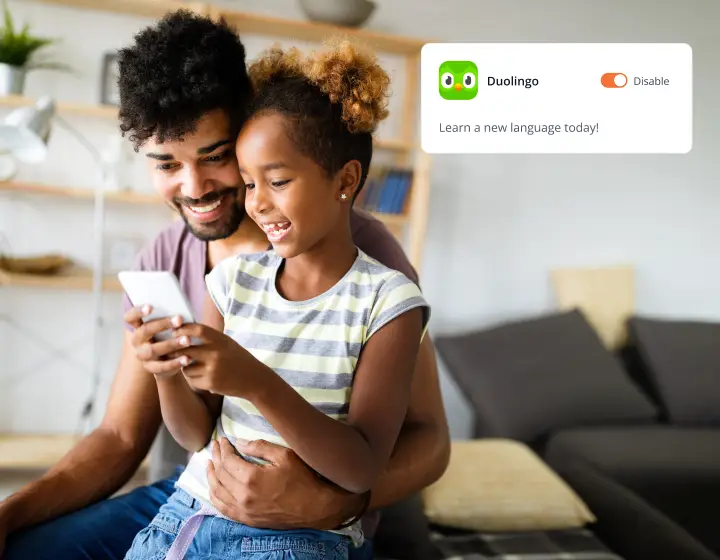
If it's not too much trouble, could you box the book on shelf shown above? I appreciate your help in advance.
[355,165,413,215]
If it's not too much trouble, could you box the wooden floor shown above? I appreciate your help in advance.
[0,433,83,470]
[0,433,150,498]
[0,468,149,501]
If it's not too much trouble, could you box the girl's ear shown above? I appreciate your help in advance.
[336,160,362,202]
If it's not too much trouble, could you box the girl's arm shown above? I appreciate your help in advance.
[156,293,224,452]
[249,307,425,494]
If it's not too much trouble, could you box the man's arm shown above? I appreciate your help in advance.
[366,334,451,510]
[0,332,162,534]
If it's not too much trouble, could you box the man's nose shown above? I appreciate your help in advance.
[180,166,211,200]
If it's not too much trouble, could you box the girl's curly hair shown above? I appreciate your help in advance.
[246,39,391,196]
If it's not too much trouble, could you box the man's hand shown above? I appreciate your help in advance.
[206,438,364,530]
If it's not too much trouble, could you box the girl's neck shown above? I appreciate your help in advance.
[276,231,357,302]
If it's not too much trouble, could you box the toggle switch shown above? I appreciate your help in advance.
[601,73,628,88]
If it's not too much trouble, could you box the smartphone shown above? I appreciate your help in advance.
[118,270,196,342]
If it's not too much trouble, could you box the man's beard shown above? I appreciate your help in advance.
[173,187,246,242]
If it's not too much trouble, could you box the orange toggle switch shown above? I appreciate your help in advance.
[601,73,628,88]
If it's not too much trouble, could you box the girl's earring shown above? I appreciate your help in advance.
[340,193,348,200]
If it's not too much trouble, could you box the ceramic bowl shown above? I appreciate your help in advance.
[298,0,376,27]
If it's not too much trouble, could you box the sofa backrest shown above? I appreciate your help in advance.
[435,309,659,444]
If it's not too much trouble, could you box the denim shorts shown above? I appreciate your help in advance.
[124,488,350,560]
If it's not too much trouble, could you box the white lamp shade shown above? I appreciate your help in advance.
[0,96,55,163]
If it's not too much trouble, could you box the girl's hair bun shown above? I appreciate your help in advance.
[248,39,391,134]
[304,39,390,134]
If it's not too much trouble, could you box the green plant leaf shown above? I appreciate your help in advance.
[3,0,14,39]
[0,0,68,69]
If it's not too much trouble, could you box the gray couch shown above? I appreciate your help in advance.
[435,309,720,558]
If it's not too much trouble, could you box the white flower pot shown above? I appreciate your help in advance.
[0,63,26,96]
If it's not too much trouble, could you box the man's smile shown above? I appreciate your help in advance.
[180,190,236,223]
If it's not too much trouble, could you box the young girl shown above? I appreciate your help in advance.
[124,40,430,560]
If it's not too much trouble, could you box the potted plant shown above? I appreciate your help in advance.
[0,0,68,96]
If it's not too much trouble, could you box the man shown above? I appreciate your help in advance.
[0,10,450,560]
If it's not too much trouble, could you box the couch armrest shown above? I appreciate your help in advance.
[552,459,718,560]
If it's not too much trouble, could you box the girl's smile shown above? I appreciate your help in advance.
[259,220,292,243]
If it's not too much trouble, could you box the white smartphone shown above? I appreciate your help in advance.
[118,270,196,342]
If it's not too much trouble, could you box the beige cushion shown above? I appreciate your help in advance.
[550,265,635,350]
[421,439,596,532]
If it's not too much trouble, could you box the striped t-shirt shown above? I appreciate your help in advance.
[175,248,430,545]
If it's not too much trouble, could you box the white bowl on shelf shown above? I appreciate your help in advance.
[298,0,376,27]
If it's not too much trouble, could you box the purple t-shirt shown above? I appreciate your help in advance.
[121,208,419,537]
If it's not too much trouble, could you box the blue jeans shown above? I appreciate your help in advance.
[125,488,349,559]
[4,468,373,560]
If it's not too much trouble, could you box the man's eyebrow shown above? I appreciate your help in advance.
[146,152,173,161]
[145,139,233,160]
[197,139,233,154]
[238,162,288,173]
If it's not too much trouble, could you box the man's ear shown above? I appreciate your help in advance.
[336,160,362,201]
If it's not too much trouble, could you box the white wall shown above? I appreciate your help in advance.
[1,0,718,440]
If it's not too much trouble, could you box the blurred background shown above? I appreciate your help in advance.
[0,1,718,558]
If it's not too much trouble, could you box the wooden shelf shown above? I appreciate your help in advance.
[0,266,122,291]
[0,181,163,205]
[216,8,425,55]
[33,0,207,19]
[33,0,425,55]
[0,95,118,119]
[0,433,150,471]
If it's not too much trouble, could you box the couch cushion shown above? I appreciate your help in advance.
[421,439,596,532]
[545,426,720,488]
[435,310,658,443]
[551,459,719,560]
[627,316,720,425]
[544,426,720,554]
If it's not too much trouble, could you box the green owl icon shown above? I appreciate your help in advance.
[439,61,478,100]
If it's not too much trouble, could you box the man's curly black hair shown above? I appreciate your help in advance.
[117,10,253,151]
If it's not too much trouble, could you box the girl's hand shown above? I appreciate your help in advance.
[125,305,190,379]
[169,324,263,398]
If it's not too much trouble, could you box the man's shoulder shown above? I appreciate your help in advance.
[132,219,201,271]
[356,250,418,289]
[350,208,419,285]
[350,207,384,236]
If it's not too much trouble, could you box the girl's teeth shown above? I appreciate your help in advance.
[264,222,290,232]
[190,199,222,213]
